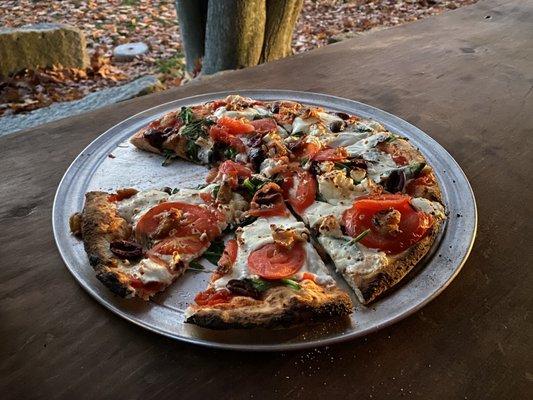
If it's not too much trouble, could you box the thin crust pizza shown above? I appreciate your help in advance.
[71,94,447,329]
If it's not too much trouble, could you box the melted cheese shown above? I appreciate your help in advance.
[301,201,349,228]
[318,236,388,278]
[119,257,174,285]
[259,158,284,178]
[411,197,446,219]
[213,216,334,290]
[213,106,270,120]
[117,190,169,225]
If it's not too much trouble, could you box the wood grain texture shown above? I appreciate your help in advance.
[1,0,532,398]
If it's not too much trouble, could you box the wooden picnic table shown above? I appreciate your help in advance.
[1,0,531,398]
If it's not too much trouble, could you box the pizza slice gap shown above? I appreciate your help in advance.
[69,185,248,300]
[185,184,353,329]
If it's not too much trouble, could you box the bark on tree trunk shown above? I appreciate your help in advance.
[202,0,266,75]
[175,0,302,75]
[175,0,208,74]
[261,0,303,63]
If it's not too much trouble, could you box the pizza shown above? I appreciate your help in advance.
[69,185,247,300]
[71,94,446,329]
[186,183,352,329]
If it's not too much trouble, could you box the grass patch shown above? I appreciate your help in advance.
[156,54,185,76]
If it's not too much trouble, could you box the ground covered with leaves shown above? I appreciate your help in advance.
[0,0,477,116]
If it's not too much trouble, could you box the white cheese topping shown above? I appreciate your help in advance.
[343,132,390,157]
[168,188,204,204]
[213,216,334,290]
[364,151,398,182]
[326,131,371,148]
[120,257,174,285]
[317,170,375,205]
[213,106,270,121]
[117,190,169,226]
[318,236,388,277]
[259,158,284,178]
[292,116,318,134]
[410,197,446,219]
[301,201,350,229]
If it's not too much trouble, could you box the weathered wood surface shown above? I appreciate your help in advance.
[1,0,532,398]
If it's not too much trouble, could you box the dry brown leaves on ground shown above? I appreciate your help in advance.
[0,0,477,116]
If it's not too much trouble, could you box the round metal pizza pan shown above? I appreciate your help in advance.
[52,90,477,351]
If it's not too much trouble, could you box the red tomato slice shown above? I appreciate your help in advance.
[136,202,223,241]
[107,188,138,202]
[282,169,317,214]
[130,278,165,292]
[406,173,436,196]
[218,239,238,267]
[148,235,208,256]
[199,192,213,204]
[342,194,433,254]
[392,155,409,166]
[248,242,306,280]
[294,142,320,160]
[250,118,278,134]
[218,160,252,177]
[209,125,246,153]
[194,288,234,306]
[314,147,348,162]
[217,116,254,135]
[301,272,316,282]
[215,160,253,188]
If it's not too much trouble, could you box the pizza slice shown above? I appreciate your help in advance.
[299,194,446,304]
[69,185,248,299]
[130,95,281,166]
[185,183,353,329]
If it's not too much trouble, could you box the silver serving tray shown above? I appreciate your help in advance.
[52,90,477,351]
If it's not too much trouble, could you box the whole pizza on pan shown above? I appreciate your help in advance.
[70,94,447,329]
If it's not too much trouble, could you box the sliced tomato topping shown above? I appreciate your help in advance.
[314,147,348,162]
[216,116,255,135]
[342,194,433,254]
[250,118,278,134]
[301,272,316,282]
[216,160,252,188]
[209,125,246,153]
[108,188,138,202]
[194,288,234,306]
[392,154,409,166]
[130,278,165,292]
[210,100,226,110]
[293,141,320,160]
[282,169,317,214]
[136,202,223,242]
[406,172,436,195]
[248,242,306,280]
[199,192,214,204]
[218,239,238,268]
[148,235,208,256]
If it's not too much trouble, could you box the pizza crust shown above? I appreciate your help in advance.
[186,280,352,329]
[343,219,444,304]
[79,191,135,298]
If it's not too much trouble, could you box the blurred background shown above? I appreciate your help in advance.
[0,0,476,134]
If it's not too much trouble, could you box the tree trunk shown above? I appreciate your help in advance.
[261,0,303,63]
[175,0,302,76]
[202,0,266,75]
[175,0,208,74]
